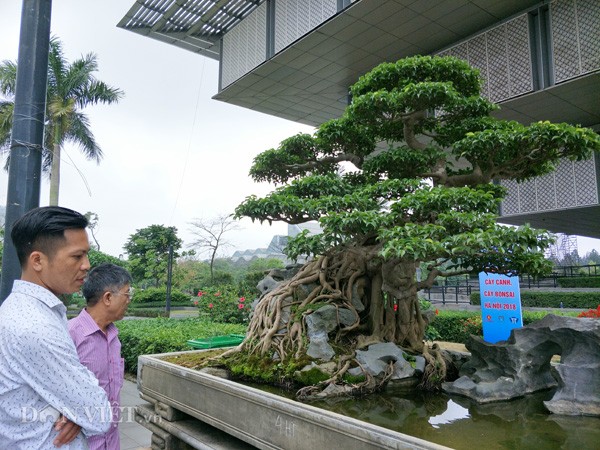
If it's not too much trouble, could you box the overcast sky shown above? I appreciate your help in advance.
[1,1,598,259]
[0,0,314,258]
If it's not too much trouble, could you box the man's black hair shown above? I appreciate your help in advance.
[11,206,89,266]
[82,263,133,307]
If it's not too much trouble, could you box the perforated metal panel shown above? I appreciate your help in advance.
[222,2,267,88]
[467,34,490,99]
[505,16,534,96]
[500,155,599,215]
[578,0,600,72]
[486,26,510,102]
[574,157,599,205]
[274,0,338,54]
[551,0,600,83]
[501,179,520,215]
[437,14,533,103]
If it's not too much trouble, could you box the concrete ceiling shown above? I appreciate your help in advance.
[213,0,549,126]
[500,204,600,239]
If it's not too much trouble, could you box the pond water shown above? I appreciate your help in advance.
[252,384,600,450]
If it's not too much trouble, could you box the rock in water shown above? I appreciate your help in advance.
[442,314,600,416]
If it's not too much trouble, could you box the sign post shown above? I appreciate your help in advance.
[478,272,523,343]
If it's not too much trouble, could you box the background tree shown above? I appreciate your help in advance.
[0,37,123,205]
[172,258,210,294]
[88,248,127,269]
[584,249,600,265]
[228,55,600,396]
[124,225,183,287]
[188,214,239,283]
[84,211,101,250]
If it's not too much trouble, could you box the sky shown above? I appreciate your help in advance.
[0,0,314,258]
[0,0,598,259]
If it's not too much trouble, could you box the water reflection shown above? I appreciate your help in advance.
[255,383,600,450]
[429,400,469,428]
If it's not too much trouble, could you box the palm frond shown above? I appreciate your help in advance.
[0,60,18,97]
[65,112,102,162]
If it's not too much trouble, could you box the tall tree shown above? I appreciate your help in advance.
[124,225,183,287]
[188,214,239,283]
[84,211,100,250]
[0,37,123,205]
[226,55,600,396]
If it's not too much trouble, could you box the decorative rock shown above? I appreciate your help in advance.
[349,342,417,380]
[442,315,600,416]
[297,361,337,376]
[305,305,356,362]
[306,330,335,361]
[256,275,279,295]
[305,305,356,333]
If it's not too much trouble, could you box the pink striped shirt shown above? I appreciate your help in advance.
[68,309,124,450]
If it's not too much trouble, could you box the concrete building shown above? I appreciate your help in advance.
[119,0,600,238]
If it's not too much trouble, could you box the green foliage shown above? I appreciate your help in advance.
[88,248,127,269]
[427,311,481,344]
[172,259,211,294]
[584,250,600,265]
[125,308,169,318]
[471,291,600,308]
[132,287,191,305]
[294,367,330,385]
[234,55,600,280]
[557,277,600,288]
[116,318,245,373]
[0,37,123,204]
[195,285,251,324]
[248,258,285,272]
[124,224,183,287]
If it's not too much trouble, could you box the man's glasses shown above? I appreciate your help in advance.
[113,288,134,300]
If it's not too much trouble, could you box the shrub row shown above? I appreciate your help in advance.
[132,287,191,305]
[470,291,600,308]
[125,308,170,318]
[428,310,580,344]
[129,301,191,309]
[116,318,245,373]
[556,277,600,288]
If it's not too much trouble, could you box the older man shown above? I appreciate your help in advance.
[0,206,111,448]
[69,263,133,450]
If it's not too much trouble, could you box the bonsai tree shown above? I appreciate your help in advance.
[224,56,599,396]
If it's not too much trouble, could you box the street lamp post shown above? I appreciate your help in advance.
[0,0,52,304]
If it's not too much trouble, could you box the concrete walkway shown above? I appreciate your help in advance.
[120,379,152,450]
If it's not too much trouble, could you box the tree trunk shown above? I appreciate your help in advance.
[48,142,61,206]
[216,248,447,398]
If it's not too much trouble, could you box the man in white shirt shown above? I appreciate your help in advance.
[0,206,111,449]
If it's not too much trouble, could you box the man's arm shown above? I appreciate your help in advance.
[8,324,112,436]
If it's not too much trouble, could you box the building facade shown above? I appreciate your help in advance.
[119,0,600,237]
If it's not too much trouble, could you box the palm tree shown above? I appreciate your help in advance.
[0,37,123,205]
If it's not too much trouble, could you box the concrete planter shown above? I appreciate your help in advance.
[136,350,451,450]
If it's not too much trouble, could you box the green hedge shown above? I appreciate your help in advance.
[428,310,579,344]
[470,291,600,308]
[557,277,600,288]
[132,287,191,305]
[116,318,245,373]
[129,301,190,309]
[125,308,170,318]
